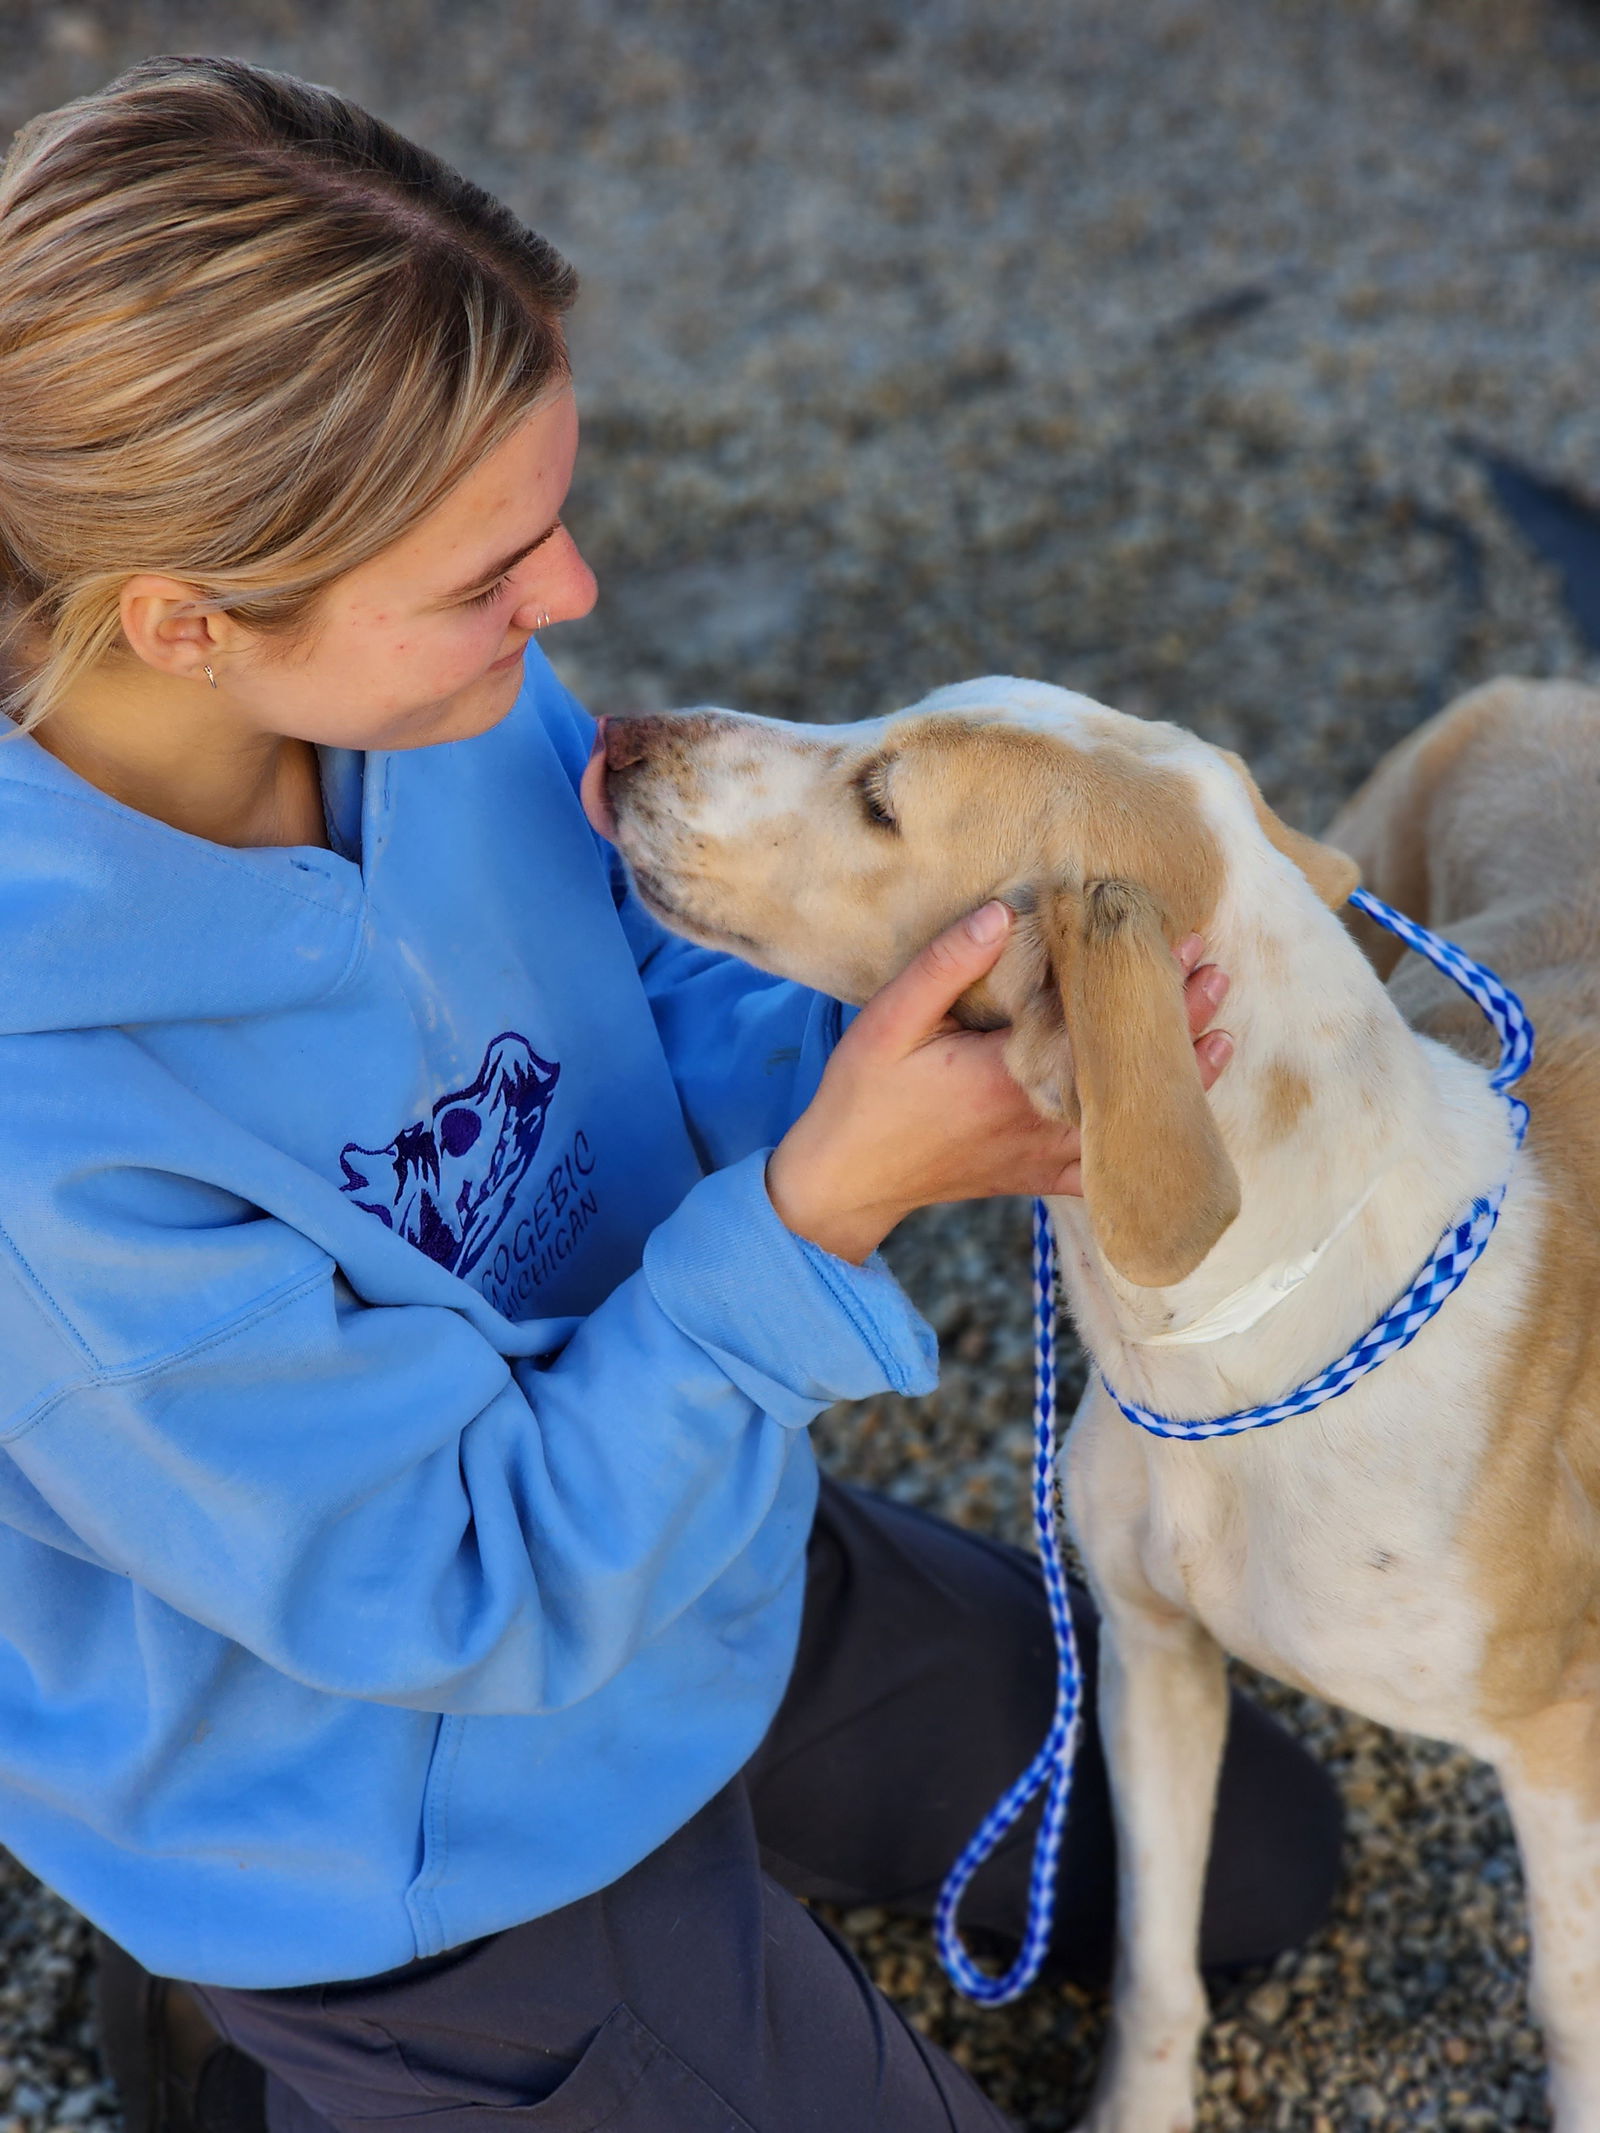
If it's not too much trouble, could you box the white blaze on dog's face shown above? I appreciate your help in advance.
[599,678,1357,1287]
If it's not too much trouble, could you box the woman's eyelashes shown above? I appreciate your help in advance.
[462,573,513,612]
[461,522,567,611]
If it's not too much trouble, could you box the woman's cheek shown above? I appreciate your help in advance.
[420,618,501,690]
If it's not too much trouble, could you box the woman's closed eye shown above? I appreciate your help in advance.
[458,519,567,611]
[462,573,513,611]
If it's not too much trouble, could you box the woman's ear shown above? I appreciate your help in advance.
[990,879,1240,1287]
[118,575,226,683]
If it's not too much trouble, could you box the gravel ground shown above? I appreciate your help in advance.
[3,1,1600,2128]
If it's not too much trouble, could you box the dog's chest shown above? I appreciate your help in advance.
[1066,1385,1499,1748]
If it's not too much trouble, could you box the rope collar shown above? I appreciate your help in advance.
[936,888,1535,2004]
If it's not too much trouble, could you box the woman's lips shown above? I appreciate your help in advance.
[580,718,616,838]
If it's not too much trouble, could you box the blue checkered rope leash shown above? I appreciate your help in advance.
[933,1197,1079,2004]
[935,889,1534,2003]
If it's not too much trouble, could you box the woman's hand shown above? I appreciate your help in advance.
[766,901,1233,1264]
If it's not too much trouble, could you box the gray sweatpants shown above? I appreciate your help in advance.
[196,1478,1342,2133]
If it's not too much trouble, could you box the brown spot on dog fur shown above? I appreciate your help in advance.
[1262,1058,1313,1141]
[1068,737,1227,943]
[891,715,1229,944]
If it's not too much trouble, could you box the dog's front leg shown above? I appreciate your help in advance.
[1497,1710,1600,2131]
[1074,1603,1227,2133]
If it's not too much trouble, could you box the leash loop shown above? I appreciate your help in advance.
[933,1200,1080,2004]
[936,890,1534,2003]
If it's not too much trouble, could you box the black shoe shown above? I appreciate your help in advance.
[93,1933,267,2133]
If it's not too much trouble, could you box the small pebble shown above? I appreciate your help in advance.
[1248,1981,1291,2028]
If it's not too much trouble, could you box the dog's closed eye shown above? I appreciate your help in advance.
[854,761,898,833]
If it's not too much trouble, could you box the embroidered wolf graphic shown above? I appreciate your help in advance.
[339,1033,562,1280]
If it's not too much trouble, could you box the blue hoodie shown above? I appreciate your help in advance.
[0,652,937,1987]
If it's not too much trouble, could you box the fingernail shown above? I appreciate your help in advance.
[1201,1030,1234,1070]
[1199,966,1230,1009]
[1177,933,1204,973]
[966,901,1011,944]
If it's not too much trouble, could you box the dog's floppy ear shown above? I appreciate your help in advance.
[996,880,1241,1288]
[1222,750,1360,910]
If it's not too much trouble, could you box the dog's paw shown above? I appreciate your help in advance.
[1073,1984,1205,2133]
[1070,2049,1198,2133]
[1069,2077,1195,2133]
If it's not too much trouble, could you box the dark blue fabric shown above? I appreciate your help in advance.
[194,1479,1341,2133]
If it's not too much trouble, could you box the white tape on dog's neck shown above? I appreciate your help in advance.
[1125,1169,1390,1346]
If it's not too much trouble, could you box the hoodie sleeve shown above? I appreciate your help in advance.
[609,850,848,1168]
[0,1150,935,1717]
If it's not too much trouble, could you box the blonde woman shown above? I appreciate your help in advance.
[0,57,1337,2133]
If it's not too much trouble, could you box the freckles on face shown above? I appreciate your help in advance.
[334,592,500,725]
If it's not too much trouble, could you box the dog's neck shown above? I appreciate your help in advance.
[1050,860,1518,1422]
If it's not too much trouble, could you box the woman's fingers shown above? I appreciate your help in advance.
[1196,1028,1234,1090]
[770,914,1234,1250]
[1184,957,1229,1038]
[1182,948,1232,1089]
[1043,1157,1086,1197]
[858,912,1222,1057]
[853,902,1013,1054]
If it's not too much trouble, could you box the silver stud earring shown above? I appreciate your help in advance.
[534,610,551,633]
[202,665,217,690]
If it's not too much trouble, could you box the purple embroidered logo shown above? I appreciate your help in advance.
[339,1033,561,1279]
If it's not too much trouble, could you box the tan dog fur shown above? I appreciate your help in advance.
[1328,682,1600,1803]
[603,696,1241,1286]
[600,674,1600,2131]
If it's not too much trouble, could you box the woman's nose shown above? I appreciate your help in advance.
[511,528,597,629]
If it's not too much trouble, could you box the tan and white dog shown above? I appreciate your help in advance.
[591,675,1600,2133]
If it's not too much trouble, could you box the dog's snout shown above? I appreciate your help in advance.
[603,717,656,773]
[591,713,706,845]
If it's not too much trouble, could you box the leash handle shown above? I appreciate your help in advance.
[934,1199,1081,2005]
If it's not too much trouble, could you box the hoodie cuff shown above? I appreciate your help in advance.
[642,1149,938,1429]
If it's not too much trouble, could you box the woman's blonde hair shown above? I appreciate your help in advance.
[0,55,578,731]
